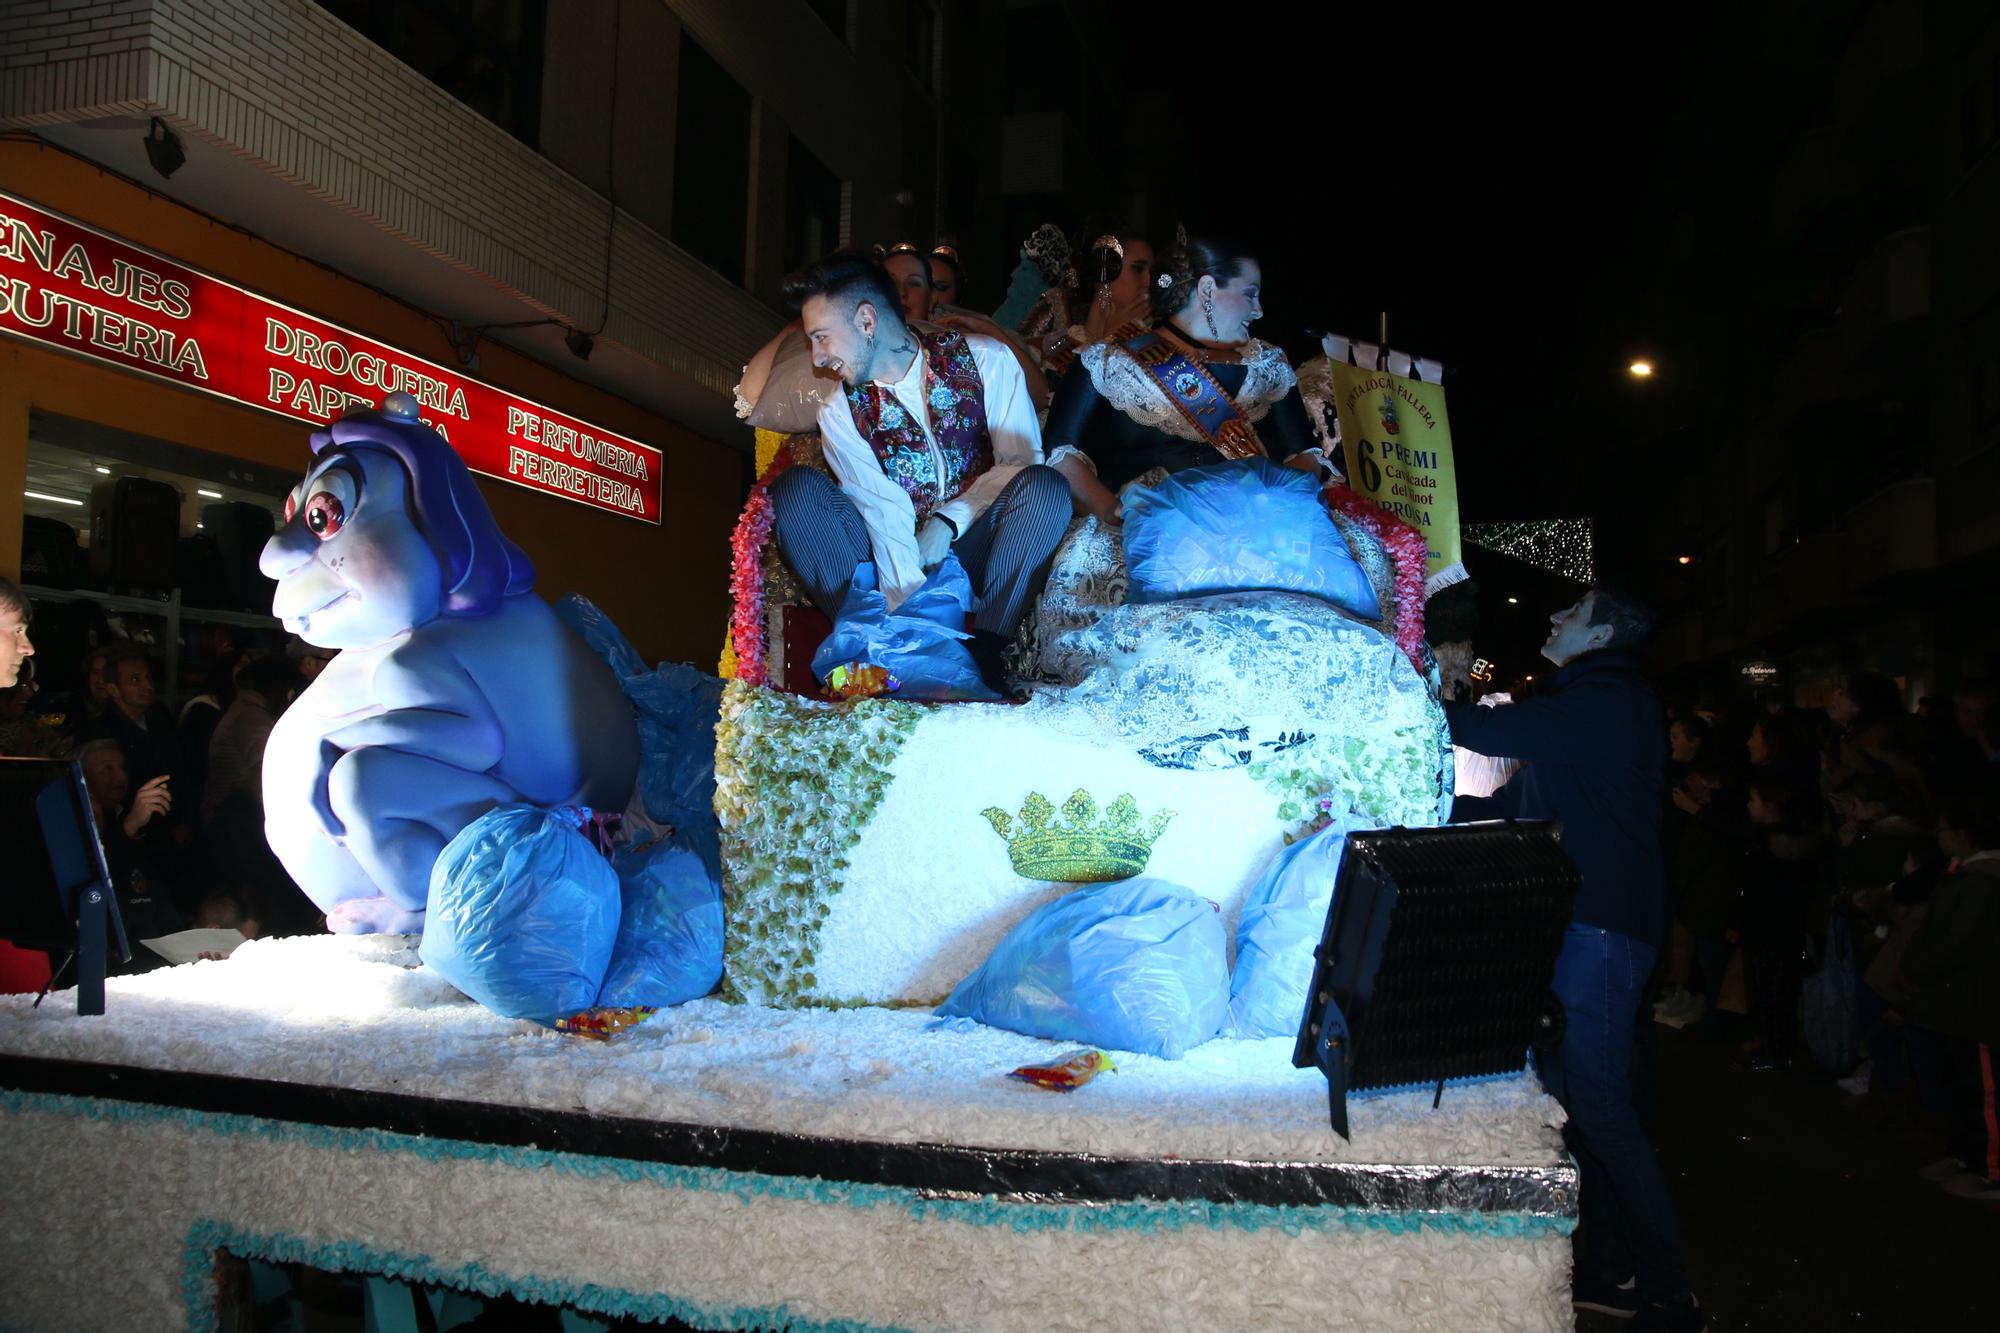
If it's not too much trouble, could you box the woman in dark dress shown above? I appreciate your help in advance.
[1045,237,1327,527]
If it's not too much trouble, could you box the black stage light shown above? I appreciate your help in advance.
[565,328,594,361]
[144,117,185,180]
[1293,821,1578,1138]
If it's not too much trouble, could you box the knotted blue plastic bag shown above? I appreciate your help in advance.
[1227,820,1350,1038]
[811,556,997,701]
[934,877,1229,1059]
[595,829,725,1010]
[1122,459,1380,618]
[420,804,620,1021]
[556,594,723,880]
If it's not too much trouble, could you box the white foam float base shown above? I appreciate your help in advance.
[0,936,1576,1331]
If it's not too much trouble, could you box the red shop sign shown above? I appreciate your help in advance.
[0,190,661,524]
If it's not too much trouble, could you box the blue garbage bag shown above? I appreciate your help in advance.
[420,804,620,1022]
[1227,821,1350,1038]
[810,556,998,701]
[595,830,725,1009]
[1122,459,1380,618]
[934,877,1229,1059]
[556,594,724,880]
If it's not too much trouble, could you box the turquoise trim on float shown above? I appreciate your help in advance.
[5,1082,1577,1331]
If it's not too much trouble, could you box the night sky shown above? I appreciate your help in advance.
[1136,8,1725,527]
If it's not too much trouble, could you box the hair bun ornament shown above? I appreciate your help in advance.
[1090,234,1125,259]
[1155,273,1173,288]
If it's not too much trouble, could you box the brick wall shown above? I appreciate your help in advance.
[0,0,788,403]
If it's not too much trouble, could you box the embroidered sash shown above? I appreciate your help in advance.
[845,329,993,522]
[1122,333,1266,461]
[1045,317,1150,379]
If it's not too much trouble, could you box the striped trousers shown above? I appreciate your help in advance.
[768,464,1071,636]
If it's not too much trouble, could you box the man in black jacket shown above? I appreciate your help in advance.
[1448,584,1703,1333]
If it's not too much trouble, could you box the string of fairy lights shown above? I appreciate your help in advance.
[1465,519,1595,585]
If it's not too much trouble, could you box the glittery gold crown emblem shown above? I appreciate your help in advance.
[980,789,1175,883]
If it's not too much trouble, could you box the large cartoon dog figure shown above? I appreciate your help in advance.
[261,393,640,934]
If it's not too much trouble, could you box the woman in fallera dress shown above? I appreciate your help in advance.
[1044,236,1327,528]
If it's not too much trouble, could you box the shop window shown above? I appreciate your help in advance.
[785,137,845,277]
[671,33,752,286]
[17,414,294,708]
[317,0,547,147]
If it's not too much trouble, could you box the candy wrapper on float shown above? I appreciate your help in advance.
[1010,1049,1115,1092]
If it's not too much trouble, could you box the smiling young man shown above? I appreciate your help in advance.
[1446,583,1704,1333]
[768,252,1070,694]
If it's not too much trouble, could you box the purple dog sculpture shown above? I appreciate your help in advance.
[260,392,640,934]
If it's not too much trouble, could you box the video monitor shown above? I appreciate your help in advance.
[0,757,128,1011]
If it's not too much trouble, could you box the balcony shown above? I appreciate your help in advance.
[1941,446,2000,565]
[1834,0,1930,188]
[1770,531,1845,618]
[1840,226,1931,373]
[1843,476,1938,587]
[1767,127,1835,246]
[1772,326,1849,432]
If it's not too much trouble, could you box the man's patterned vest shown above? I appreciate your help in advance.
[843,329,993,523]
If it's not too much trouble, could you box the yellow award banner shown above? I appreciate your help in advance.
[1329,361,1467,594]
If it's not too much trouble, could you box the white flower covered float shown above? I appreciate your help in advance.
[260,392,639,934]
[717,439,1450,1009]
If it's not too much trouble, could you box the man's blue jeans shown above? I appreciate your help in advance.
[1538,923,1693,1303]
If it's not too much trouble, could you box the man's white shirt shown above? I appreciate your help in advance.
[813,332,1045,609]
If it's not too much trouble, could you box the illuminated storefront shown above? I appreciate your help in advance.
[1,144,744,702]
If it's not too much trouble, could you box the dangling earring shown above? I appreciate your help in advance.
[1201,293,1219,338]
[1095,282,1115,315]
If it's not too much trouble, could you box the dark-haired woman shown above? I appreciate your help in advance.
[926,244,963,308]
[1040,231,1157,381]
[1043,237,1325,528]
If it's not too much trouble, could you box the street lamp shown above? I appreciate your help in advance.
[1628,360,1654,378]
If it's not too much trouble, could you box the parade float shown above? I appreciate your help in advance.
[0,378,1579,1331]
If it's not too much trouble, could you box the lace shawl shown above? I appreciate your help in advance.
[1078,338,1299,446]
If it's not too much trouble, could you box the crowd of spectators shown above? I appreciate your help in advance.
[0,575,321,990]
[1655,673,2000,1203]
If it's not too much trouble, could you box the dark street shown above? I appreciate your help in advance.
[1582,1018,2000,1331]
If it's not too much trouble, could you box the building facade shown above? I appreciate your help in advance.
[0,0,956,686]
[1558,0,2000,707]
